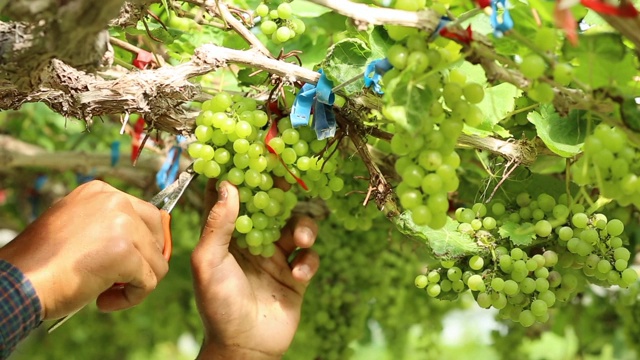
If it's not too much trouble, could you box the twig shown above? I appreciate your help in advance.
[211,1,272,57]
[308,0,439,31]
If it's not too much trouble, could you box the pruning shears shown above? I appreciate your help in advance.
[48,165,198,333]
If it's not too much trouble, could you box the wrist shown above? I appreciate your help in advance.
[197,342,282,360]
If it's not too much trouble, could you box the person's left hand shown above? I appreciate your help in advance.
[191,180,320,359]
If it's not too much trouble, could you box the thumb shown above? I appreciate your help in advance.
[194,181,239,266]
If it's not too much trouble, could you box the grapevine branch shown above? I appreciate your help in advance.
[307,0,617,116]
[0,135,190,187]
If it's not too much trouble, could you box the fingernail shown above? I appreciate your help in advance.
[298,263,311,280]
[218,182,228,202]
[300,227,314,243]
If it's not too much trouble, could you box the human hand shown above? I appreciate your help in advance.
[191,180,320,359]
[0,181,169,320]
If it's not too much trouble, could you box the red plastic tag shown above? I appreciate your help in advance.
[131,118,146,163]
[440,25,474,45]
[476,0,492,8]
[555,3,579,46]
[132,51,156,70]
[264,118,309,191]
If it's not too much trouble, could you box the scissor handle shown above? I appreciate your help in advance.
[160,209,172,261]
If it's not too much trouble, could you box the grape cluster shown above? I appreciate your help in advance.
[414,192,638,327]
[573,124,640,208]
[384,47,485,228]
[189,92,344,255]
[255,2,305,44]
[324,157,384,231]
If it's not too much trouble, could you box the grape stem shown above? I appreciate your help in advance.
[208,0,272,57]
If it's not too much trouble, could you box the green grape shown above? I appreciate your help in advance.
[411,205,432,226]
[256,3,269,17]
[607,219,625,237]
[227,167,245,185]
[491,277,505,291]
[407,51,429,73]
[503,280,519,295]
[520,277,536,294]
[427,283,441,297]
[622,268,638,284]
[291,18,306,35]
[195,125,213,142]
[246,229,264,247]
[528,82,555,103]
[387,44,409,70]
[276,26,292,42]
[476,293,492,308]
[534,220,552,237]
[553,63,573,85]
[447,267,462,282]
[261,20,277,35]
[188,143,204,158]
[208,92,233,113]
[534,27,557,52]
[277,3,293,19]
[463,83,484,104]
[235,214,253,234]
[467,274,485,292]
[469,255,484,271]
[520,54,547,79]
[203,160,221,178]
[518,309,536,327]
[615,247,631,262]
[530,299,548,317]
[268,137,285,154]
[572,213,589,228]
[415,274,428,288]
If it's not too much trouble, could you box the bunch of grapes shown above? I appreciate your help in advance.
[323,157,384,231]
[384,43,485,229]
[254,2,305,44]
[572,124,640,208]
[414,191,638,327]
[188,92,347,256]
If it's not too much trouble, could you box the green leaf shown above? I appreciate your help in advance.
[382,69,435,130]
[290,0,332,17]
[527,105,587,157]
[395,212,480,258]
[499,221,536,246]
[323,38,371,94]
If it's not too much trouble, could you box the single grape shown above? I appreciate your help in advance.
[520,54,547,79]
[256,3,269,18]
[415,274,428,288]
[277,3,293,19]
[261,20,277,35]
[235,215,253,234]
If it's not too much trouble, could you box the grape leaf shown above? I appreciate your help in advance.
[290,0,332,17]
[527,105,587,157]
[395,212,480,258]
[499,221,536,246]
[322,38,371,95]
[382,68,435,130]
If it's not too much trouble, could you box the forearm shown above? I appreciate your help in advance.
[0,259,43,359]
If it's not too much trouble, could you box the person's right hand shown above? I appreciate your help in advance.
[0,180,169,320]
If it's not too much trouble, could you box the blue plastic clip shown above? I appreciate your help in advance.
[291,70,337,140]
[430,16,452,41]
[364,58,393,95]
[156,136,185,190]
[111,141,120,167]
[490,0,514,38]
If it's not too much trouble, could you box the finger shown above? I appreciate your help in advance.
[274,176,292,191]
[192,181,239,267]
[96,253,158,311]
[201,178,219,229]
[289,249,320,287]
[131,221,169,281]
[127,198,166,251]
[277,216,318,256]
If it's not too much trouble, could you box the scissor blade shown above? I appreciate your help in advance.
[149,166,197,213]
[47,308,81,333]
